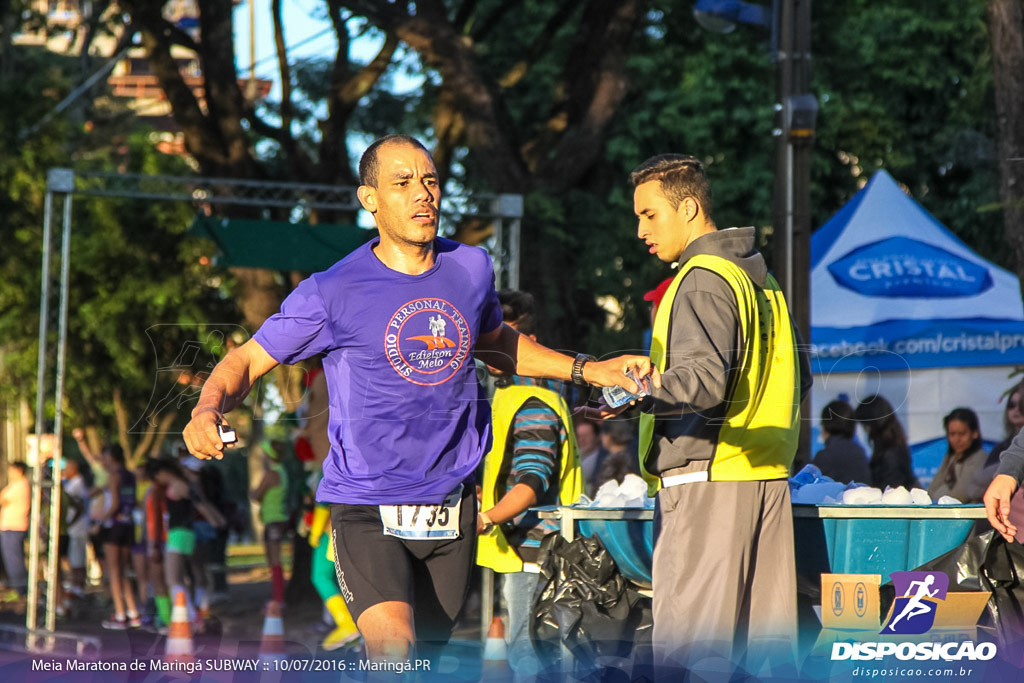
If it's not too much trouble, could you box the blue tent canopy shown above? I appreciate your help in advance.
[810,170,1024,373]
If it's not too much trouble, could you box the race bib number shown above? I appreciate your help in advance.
[379,485,463,540]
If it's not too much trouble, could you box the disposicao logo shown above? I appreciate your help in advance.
[830,572,997,663]
[828,236,992,298]
[884,571,948,635]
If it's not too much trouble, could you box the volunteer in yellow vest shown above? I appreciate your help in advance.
[629,154,812,671]
[477,289,582,678]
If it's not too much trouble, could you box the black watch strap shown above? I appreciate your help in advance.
[571,353,597,386]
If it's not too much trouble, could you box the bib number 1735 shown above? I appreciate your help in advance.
[379,485,463,540]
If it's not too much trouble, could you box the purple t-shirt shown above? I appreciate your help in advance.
[254,238,503,505]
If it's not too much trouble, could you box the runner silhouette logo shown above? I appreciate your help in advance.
[882,571,949,635]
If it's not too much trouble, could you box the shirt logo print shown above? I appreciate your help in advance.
[384,298,471,386]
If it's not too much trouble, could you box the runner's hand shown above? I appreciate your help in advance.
[984,474,1019,543]
[183,407,231,461]
[583,355,661,393]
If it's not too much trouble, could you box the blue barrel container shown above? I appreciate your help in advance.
[572,504,984,588]
[577,510,654,585]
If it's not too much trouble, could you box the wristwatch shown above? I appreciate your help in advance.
[571,353,596,386]
[478,511,495,534]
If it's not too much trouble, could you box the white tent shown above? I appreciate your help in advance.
[809,170,1024,483]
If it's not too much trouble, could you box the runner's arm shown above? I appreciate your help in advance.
[183,339,279,460]
[475,323,659,392]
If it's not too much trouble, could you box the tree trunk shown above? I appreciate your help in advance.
[989,0,1024,301]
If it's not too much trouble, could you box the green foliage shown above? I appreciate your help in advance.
[0,47,240,441]
[294,0,1002,350]
[812,0,1000,262]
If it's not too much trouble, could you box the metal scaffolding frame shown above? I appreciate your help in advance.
[29,167,522,649]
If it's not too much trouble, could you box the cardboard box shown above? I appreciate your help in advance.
[814,573,990,654]
[820,573,990,632]
[822,573,883,630]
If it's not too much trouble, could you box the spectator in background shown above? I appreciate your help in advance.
[0,462,30,598]
[992,382,1024,464]
[591,419,640,494]
[476,289,582,678]
[968,380,1024,503]
[854,394,920,490]
[250,445,290,606]
[180,456,218,625]
[98,444,142,630]
[62,459,91,597]
[575,420,607,498]
[138,461,170,629]
[929,408,987,503]
[197,462,231,601]
[148,457,225,631]
[812,400,870,484]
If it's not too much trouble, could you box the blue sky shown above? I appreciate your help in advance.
[232,0,335,83]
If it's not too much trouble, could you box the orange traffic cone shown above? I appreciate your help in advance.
[259,600,286,662]
[164,591,194,664]
[482,616,510,673]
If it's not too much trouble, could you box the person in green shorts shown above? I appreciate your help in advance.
[146,457,224,630]
[251,444,290,605]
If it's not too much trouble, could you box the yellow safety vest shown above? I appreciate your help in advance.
[639,254,801,496]
[476,383,582,573]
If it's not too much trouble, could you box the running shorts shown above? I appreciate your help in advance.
[104,523,135,548]
[166,527,196,555]
[263,521,290,545]
[328,482,476,643]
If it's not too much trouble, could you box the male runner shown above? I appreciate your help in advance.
[183,135,657,662]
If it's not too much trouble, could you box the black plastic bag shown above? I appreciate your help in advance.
[529,532,652,672]
[906,530,1024,656]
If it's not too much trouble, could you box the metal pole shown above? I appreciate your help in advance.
[493,216,504,289]
[795,0,814,465]
[45,194,73,634]
[785,141,794,298]
[792,0,813,342]
[27,189,55,638]
[481,567,494,642]
[508,218,521,291]
[773,0,795,301]
[247,0,257,99]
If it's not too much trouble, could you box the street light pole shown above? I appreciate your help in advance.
[773,0,815,460]
[694,0,816,459]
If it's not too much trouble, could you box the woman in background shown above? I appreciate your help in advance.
[147,457,224,631]
[928,408,987,503]
[854,395,920,490]
[813,399,870,484]
[98,445,142,630]
[968,380,1024,504]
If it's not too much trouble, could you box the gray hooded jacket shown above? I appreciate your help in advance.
[643,227,812,476]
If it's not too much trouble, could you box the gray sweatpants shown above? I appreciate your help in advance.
[651,464,797,672]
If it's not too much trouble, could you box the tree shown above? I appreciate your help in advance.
[988,0,1024,299]
[117,0,1010,355]
[0,44,241,464]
